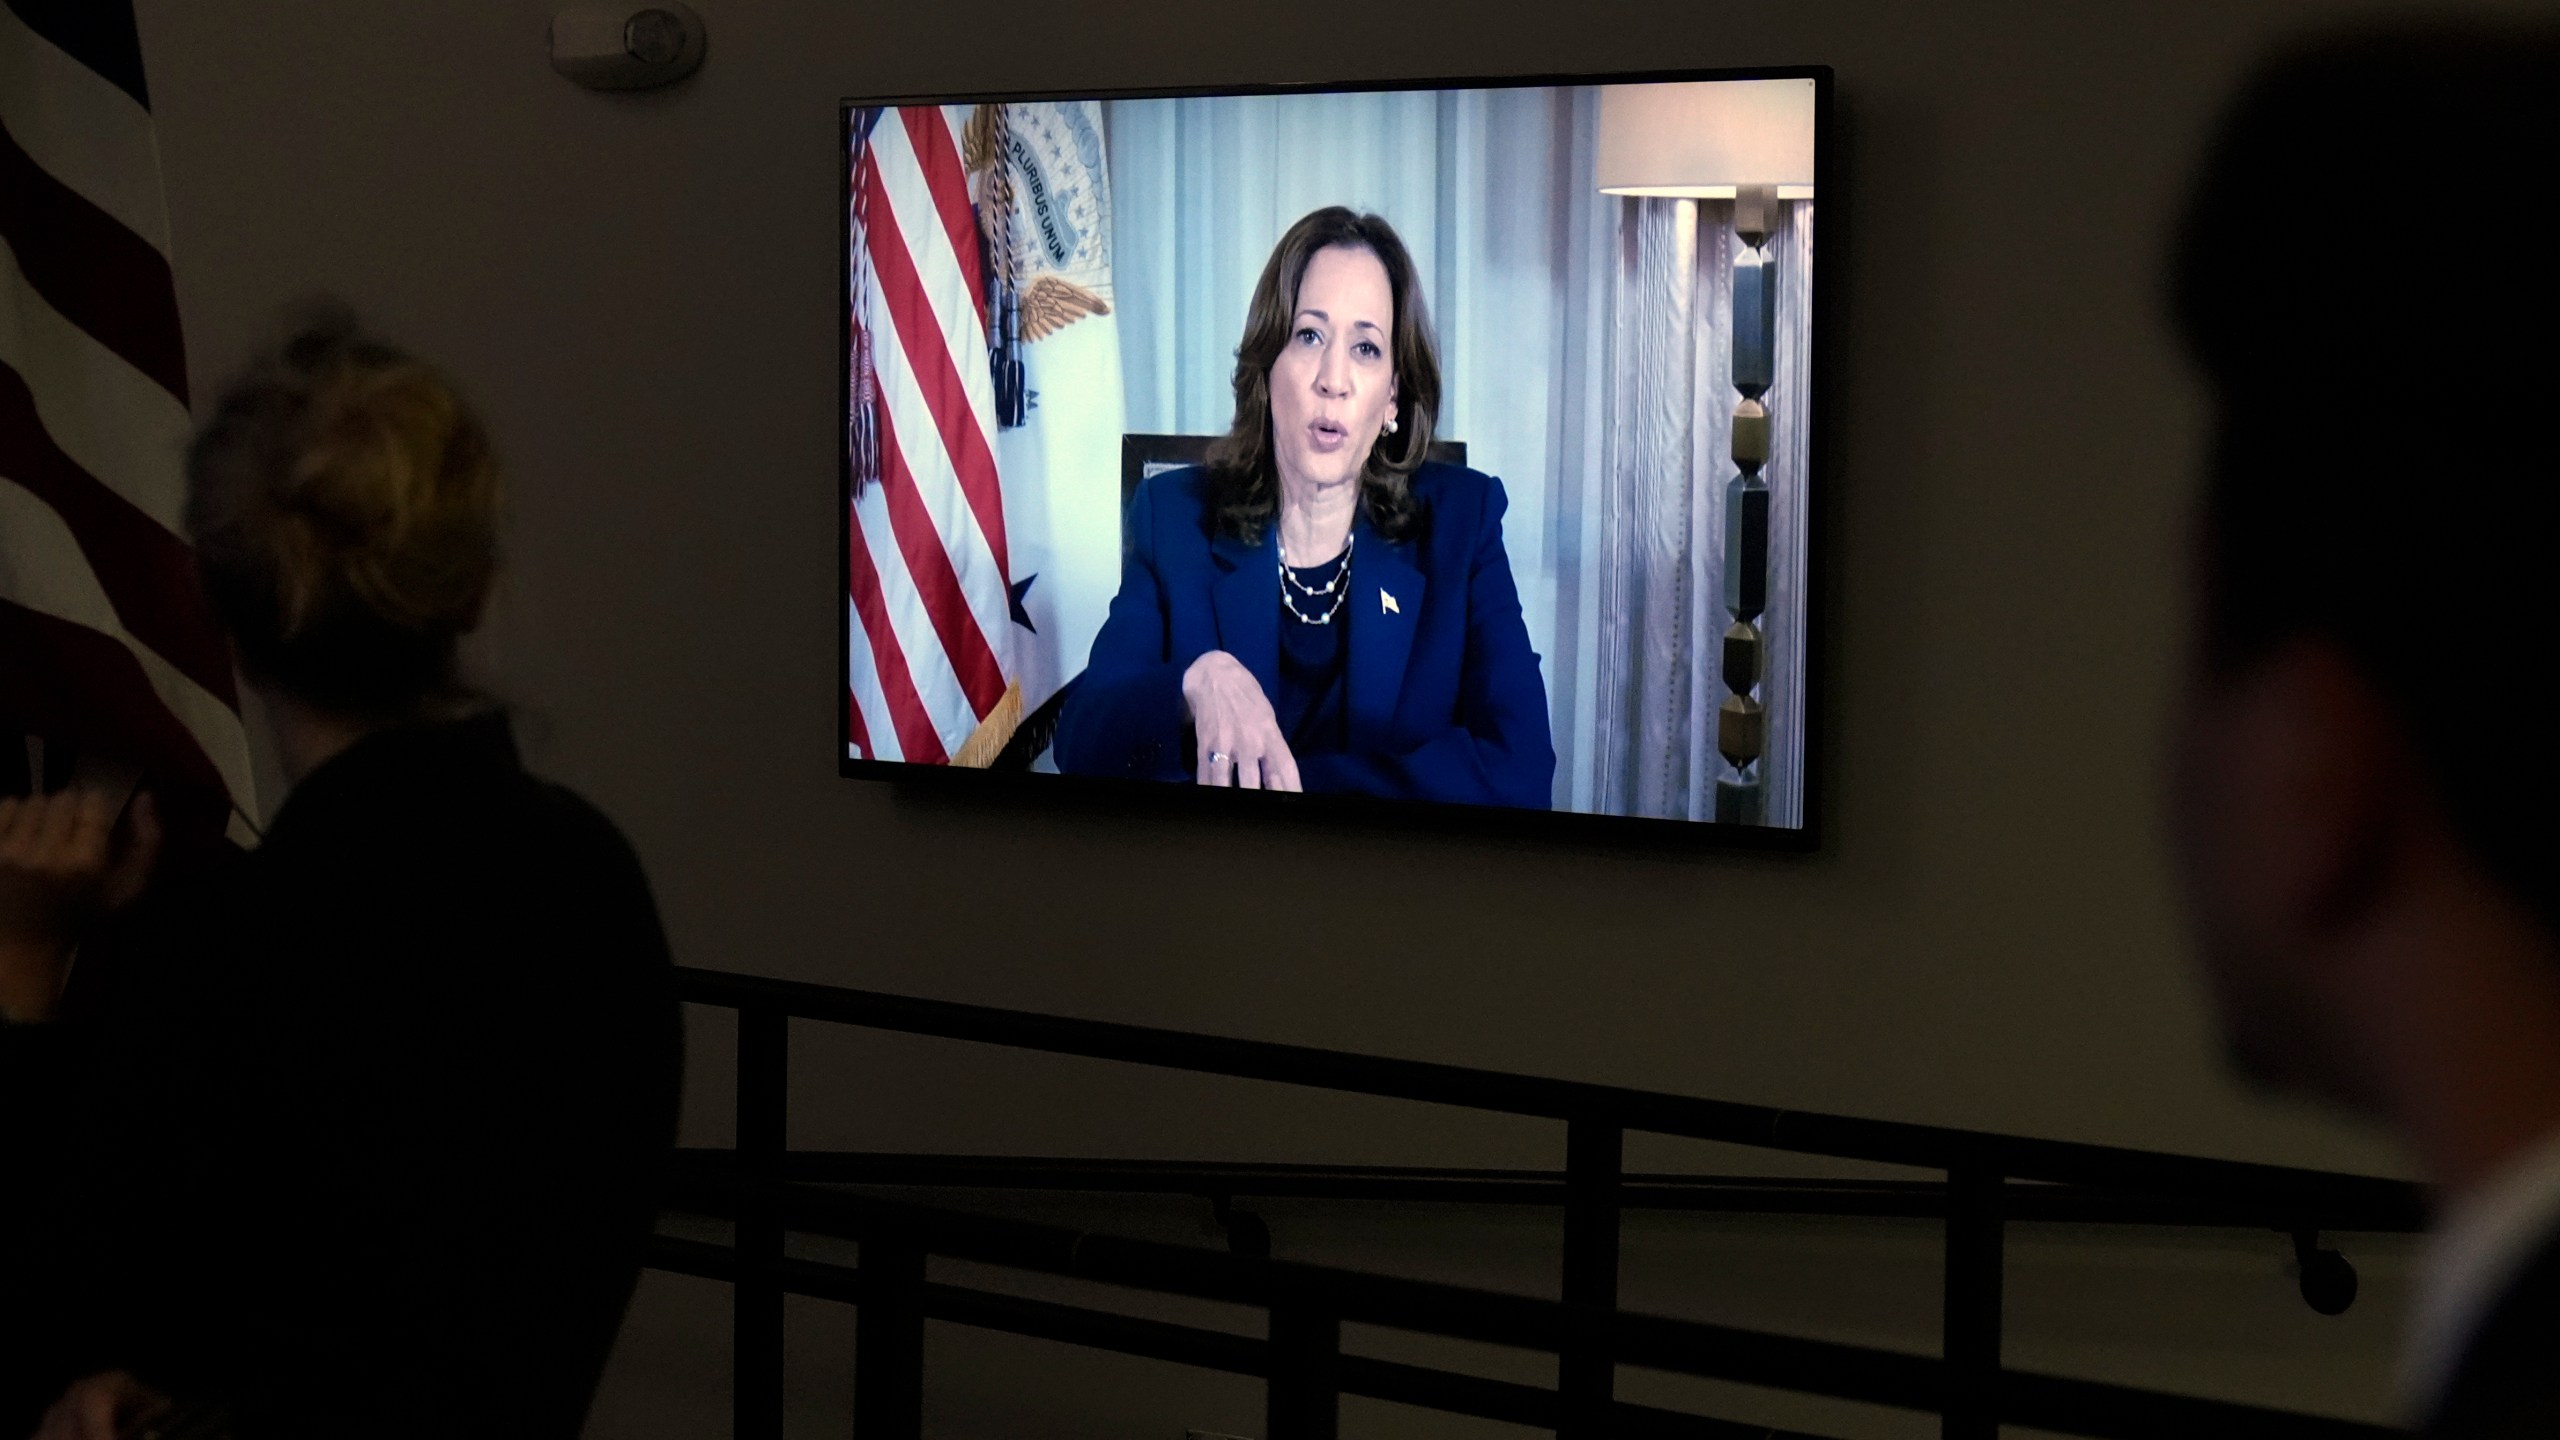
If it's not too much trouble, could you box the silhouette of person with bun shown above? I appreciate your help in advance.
[0,313,680,1438]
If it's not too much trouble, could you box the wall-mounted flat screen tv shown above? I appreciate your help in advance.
[843,67,1827,837]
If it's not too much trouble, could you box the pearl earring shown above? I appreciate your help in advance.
[1383,415,1399,436]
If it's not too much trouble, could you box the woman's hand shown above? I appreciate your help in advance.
[33,1370,174,1440]
[0,788,161,1023]
[1181,651,1301,792]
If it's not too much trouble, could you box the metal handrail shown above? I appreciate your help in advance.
[675,967,2414,1205]
[666,1147,2425,1231]
[647,1234,1828,1439]
[657,1173,2402,1440]
[672,965,2418,1440]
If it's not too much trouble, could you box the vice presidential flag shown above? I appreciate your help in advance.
[979,100,1124,758]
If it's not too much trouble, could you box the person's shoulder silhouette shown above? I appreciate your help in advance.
[2171,25,2560,1438]
[1,309,681,1438]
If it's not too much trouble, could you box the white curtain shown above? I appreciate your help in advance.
[1595,197,1724,819]
[1767,204,1812,829]
[1103,90,1809,823]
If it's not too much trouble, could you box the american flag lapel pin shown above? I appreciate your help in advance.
[1380,588,1400,615]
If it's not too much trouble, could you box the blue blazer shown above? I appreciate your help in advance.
[1054,462,1555,809]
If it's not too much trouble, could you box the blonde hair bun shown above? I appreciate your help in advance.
[187,308,500,714]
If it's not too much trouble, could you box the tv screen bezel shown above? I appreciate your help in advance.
[838,63,1833,849]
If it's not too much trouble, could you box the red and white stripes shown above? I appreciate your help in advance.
[846,105,1016,764]
[2,3,254,830]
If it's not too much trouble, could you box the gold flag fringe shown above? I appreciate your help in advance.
[949,679,1024,769]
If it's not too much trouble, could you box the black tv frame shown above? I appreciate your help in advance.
[838,64,1834,850]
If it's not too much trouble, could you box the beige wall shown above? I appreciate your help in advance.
[139,0,2450,1169]
[129,0,2502,1432]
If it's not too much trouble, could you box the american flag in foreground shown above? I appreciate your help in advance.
[1,2,254,838]
[845,105,1023,767]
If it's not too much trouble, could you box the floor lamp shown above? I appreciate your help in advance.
[1598,78,1815,825]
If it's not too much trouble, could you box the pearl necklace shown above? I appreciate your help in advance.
[1278,529,1354,625]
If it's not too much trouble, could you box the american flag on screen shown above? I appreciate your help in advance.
[845,105,1024,767]
[1,1,255,837]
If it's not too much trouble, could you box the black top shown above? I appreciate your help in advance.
[1275,550,1351,756]
[0,711,681,1438]
[2429,1221,2560,1437]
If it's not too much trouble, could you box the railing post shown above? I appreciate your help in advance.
[1942,1163,2003,1440]
[1558,1118,1622,1439]
[1266,1275,1340,1440]
[735,1005,788,1440]
[855,1236,927,1438]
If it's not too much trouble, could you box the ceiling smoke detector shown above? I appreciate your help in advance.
[549,4,707,91]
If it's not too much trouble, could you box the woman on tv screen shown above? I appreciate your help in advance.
[1054,206,1554,807]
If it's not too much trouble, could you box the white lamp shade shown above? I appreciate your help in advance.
[1596,78,1816,198]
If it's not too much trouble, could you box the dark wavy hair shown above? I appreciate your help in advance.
[1204,207,1442,544]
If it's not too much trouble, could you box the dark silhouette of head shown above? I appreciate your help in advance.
[2172,23,2560,1112]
